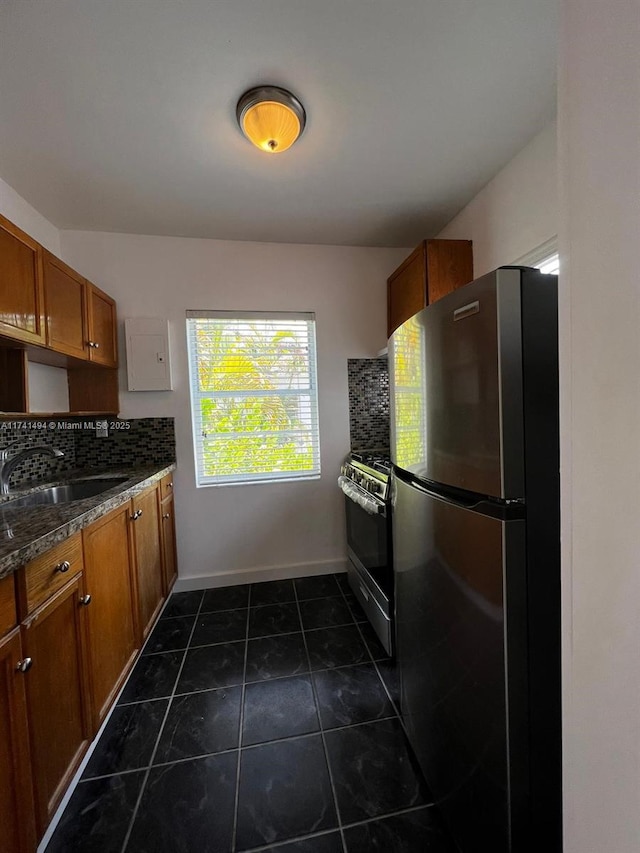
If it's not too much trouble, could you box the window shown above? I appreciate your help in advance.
[186,311,320,486]
[515,237,559,274]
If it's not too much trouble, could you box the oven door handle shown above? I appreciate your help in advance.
[338,476,386,516]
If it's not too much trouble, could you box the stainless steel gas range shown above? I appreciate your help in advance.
[338,451,393,656]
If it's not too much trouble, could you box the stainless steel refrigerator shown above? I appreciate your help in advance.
[389,267,561,853]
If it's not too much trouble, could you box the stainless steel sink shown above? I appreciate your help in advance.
[1,478,128,509]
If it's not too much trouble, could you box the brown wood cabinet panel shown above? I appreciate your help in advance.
[86,283,117,368]
[387,239,473,338]
[0,213,45,346]
[425,239,474,304]
[0,348,29,413]
[43,251,88,360]
[0,627,37,853]
[131,487,164,641]
[16,532,83,617]
[160,493,178,593]
[0,573,17,636]
[21,575,92,835]
[67,365,119,414]
[160,473,175,501]
[387,245,426,339]
[82,504,138,730]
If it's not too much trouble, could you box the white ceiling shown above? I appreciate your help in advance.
[0,0,557,248]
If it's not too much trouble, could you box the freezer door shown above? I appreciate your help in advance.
[392,473,528,852]
[390,267,525,500]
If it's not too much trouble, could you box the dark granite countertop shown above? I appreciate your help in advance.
[0,463,176,579]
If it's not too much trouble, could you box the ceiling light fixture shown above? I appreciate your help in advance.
[236,86,306,154]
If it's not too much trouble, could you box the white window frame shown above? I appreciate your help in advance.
[186,310,321,487]
[515,237,559,274]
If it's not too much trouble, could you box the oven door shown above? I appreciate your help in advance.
[340,478,391,598]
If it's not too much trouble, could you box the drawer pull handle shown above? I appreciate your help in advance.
[79,594,92,606]
[55,560,71,573]
[130,509,143,520]
[16,658,32,673]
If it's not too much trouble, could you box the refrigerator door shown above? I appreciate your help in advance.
[392,472,528,853]
[390,267,525,501]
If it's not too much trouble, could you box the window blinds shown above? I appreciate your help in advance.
[186,311,321,485]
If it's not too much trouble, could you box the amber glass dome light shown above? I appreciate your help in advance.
[236,86,306,154]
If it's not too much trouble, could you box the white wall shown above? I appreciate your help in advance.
[437,121,557,275]
[28,363,69,412]
[60,230,408,586]
[0,177,60,255]
[558,2,640,851]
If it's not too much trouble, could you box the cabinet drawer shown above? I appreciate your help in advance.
[0,574,16,637]
[160,474,174,501]
[18,534,84,616]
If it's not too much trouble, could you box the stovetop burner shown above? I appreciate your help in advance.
[350,451,391,478]
[340,450,391,500]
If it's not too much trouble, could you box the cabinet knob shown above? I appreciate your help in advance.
[163,513,170,520]
[16,658,33,673]
[167,482,173,489]
[79,594,92,606]
[130,509,143,520]
[88,341,101,349]
[55,560,71,573]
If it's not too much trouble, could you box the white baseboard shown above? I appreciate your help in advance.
[174,557,348,592]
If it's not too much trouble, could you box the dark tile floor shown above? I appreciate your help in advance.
[44,574,457,853]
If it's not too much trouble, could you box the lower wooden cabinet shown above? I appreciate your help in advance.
[21,575,92,835]
[0,627,37,853]
[0,474,179,849]
[160,491,178,593]
[82,503,139,731]
[130,486,165,641]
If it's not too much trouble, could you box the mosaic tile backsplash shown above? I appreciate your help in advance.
[0,418,175,489]
[347,357,390,452]
[75,417,176,471]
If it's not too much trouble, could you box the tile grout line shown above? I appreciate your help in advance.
[79,713,405,784]
[335,577,434,805]
[237,802,437,853]
[119,650,376,706]
[118,589,207,853]
[293,580,348,853]
[231,584,252,853]
[335,576,403,717]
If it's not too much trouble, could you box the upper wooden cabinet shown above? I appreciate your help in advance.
[0,213,45,346]
[387,239,473,338]
[43,251,88,360]
[86,282,117,368]
[0,212,121,415]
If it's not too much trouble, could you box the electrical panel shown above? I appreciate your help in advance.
[125,318,173,391]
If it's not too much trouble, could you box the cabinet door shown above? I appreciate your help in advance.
[86,282,117,367]
[42,251,88,360]
[82,505,138,730]
[131,488,165,641]
[0,628,37,853]
[387,244,426,338]
[21,575,92,836]
[425,239,474,304]
[0,213,45,345]
[160,493,178,593]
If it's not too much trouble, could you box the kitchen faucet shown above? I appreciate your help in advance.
[0,442,65,495]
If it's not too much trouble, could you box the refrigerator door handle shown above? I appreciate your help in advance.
[394,472,524,520]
